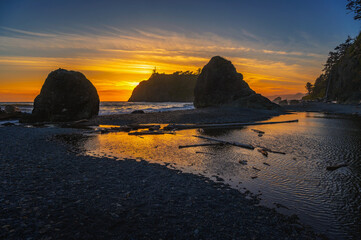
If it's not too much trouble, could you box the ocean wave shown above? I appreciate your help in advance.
[1,102,194,115]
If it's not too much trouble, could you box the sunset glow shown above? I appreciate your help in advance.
[0,0,358,102]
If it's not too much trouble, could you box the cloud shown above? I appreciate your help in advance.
[0,26,326,100]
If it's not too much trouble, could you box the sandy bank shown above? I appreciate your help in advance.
[88,107,283,126]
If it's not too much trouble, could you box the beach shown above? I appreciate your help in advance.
[0,108,323,239]
[88,106,282,125]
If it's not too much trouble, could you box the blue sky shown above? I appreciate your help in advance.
[0,0,359,101]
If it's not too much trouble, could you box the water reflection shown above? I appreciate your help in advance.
[79,112,361,239]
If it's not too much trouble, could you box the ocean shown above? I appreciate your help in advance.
[0,102,194,115]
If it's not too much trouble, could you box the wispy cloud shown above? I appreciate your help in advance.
[0,26,325,100]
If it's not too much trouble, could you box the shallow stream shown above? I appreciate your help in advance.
[78,112,361,239]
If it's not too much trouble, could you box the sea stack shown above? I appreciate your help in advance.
[31,69,100,122]
[194,56,279,110]
[128,72,198,102]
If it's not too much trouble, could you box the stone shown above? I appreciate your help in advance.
[131,110,145,114]
[194,56,279,110]
[32,69,99,122]
[4,105,19,113]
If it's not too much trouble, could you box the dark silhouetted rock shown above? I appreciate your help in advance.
[5,105,19,113]
[131,110,145,114]
[273,97,282,104]
[279,100,288,106]
[128,72,198,102]
[194,56,280,110]
[31,69,99,122]
[289,100,300,105]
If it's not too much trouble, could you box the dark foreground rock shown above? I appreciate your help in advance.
[0,126,321,239]
[31,69,99,122]
[194,56,280,110]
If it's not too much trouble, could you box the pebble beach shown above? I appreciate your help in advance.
[0,108,323,239]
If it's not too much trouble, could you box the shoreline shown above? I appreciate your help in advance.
[0,114,323,239]
[284,102,361,116]
[87,106,283,126]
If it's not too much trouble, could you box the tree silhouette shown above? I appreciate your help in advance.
[347,0,361,20]
[305,82,313,94]
[152,67,157,74]
[323,36,353,74]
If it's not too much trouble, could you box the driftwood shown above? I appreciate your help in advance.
[193,135,254,150]
[98,124,162,134]
[164,119,298,130]
[258,149,268,157]
[128,131,165,136]
[326,164,348,171]
[128,124,161,130]
[251,129,265,134]
[178,143,224,149]
[258,146,286,155]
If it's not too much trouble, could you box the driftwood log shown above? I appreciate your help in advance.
[326,164,348,171]
[178,143,224,149]
[128,131,165,136]
[164,119,298,130]
[193,135,254,150]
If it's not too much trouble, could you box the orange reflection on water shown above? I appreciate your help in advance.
[83,128,227,174]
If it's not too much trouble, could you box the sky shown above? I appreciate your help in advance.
[0,0,359,102]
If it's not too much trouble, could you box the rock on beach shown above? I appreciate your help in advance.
[31,68,99,122]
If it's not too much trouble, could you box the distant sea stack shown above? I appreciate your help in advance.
[31,69,100,122]
[128,72,198,102]
[194,56,279,110]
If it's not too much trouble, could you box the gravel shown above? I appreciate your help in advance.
[0,126,322,239]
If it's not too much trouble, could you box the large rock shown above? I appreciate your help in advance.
[32,69,99,122]
[128,72,197,102]
[194,56,279,110]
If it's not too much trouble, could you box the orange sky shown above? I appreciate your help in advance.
[0,28,325,102]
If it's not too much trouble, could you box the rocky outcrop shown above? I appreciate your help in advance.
[194,56,279,110]
[31,69,99,122]
[128,72,197,102]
